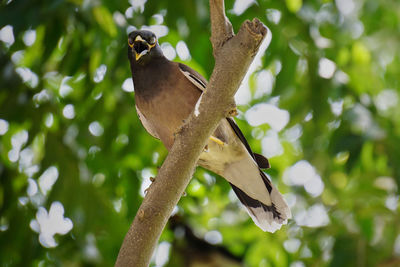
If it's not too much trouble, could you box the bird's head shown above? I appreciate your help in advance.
[128,30,163,66]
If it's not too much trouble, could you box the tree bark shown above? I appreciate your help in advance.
[115,1,268,266]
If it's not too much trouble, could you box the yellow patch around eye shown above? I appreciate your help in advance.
[128,39,134,48]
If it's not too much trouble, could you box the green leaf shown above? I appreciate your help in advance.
[285,0,302,13]
[92,6,117,37]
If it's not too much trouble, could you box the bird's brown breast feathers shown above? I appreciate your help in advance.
[135,63,202,149]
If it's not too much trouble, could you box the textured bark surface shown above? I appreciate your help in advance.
[115,1,268,266]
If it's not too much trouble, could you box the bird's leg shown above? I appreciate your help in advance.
[209,136,225,146]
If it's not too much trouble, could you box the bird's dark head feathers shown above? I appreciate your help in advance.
[128,30,163,66]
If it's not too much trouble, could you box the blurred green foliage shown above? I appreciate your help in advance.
[1,0,400,266]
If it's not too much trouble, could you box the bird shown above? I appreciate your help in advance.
[127,30,291,233]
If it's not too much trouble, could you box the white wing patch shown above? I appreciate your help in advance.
[178,68,207,91]
[194,94,203,117]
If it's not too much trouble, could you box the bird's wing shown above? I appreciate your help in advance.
[179,62,290,232]
[178,63,207,92]
[226,118,270,169]
[178,63,208,92]
[178,63,270,169]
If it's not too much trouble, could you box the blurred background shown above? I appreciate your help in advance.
[1,0,400,266]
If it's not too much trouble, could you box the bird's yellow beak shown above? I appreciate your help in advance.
[129,35,156,61]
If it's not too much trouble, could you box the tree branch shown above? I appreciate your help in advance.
[209,0,233,56]
[115,1,267,266]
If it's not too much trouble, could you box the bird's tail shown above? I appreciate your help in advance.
[229,171,291,233]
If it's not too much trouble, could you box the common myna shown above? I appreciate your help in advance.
[127,30,291,232]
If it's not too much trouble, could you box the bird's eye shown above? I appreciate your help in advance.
[149,36,156,45]
[128,36,134,48]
